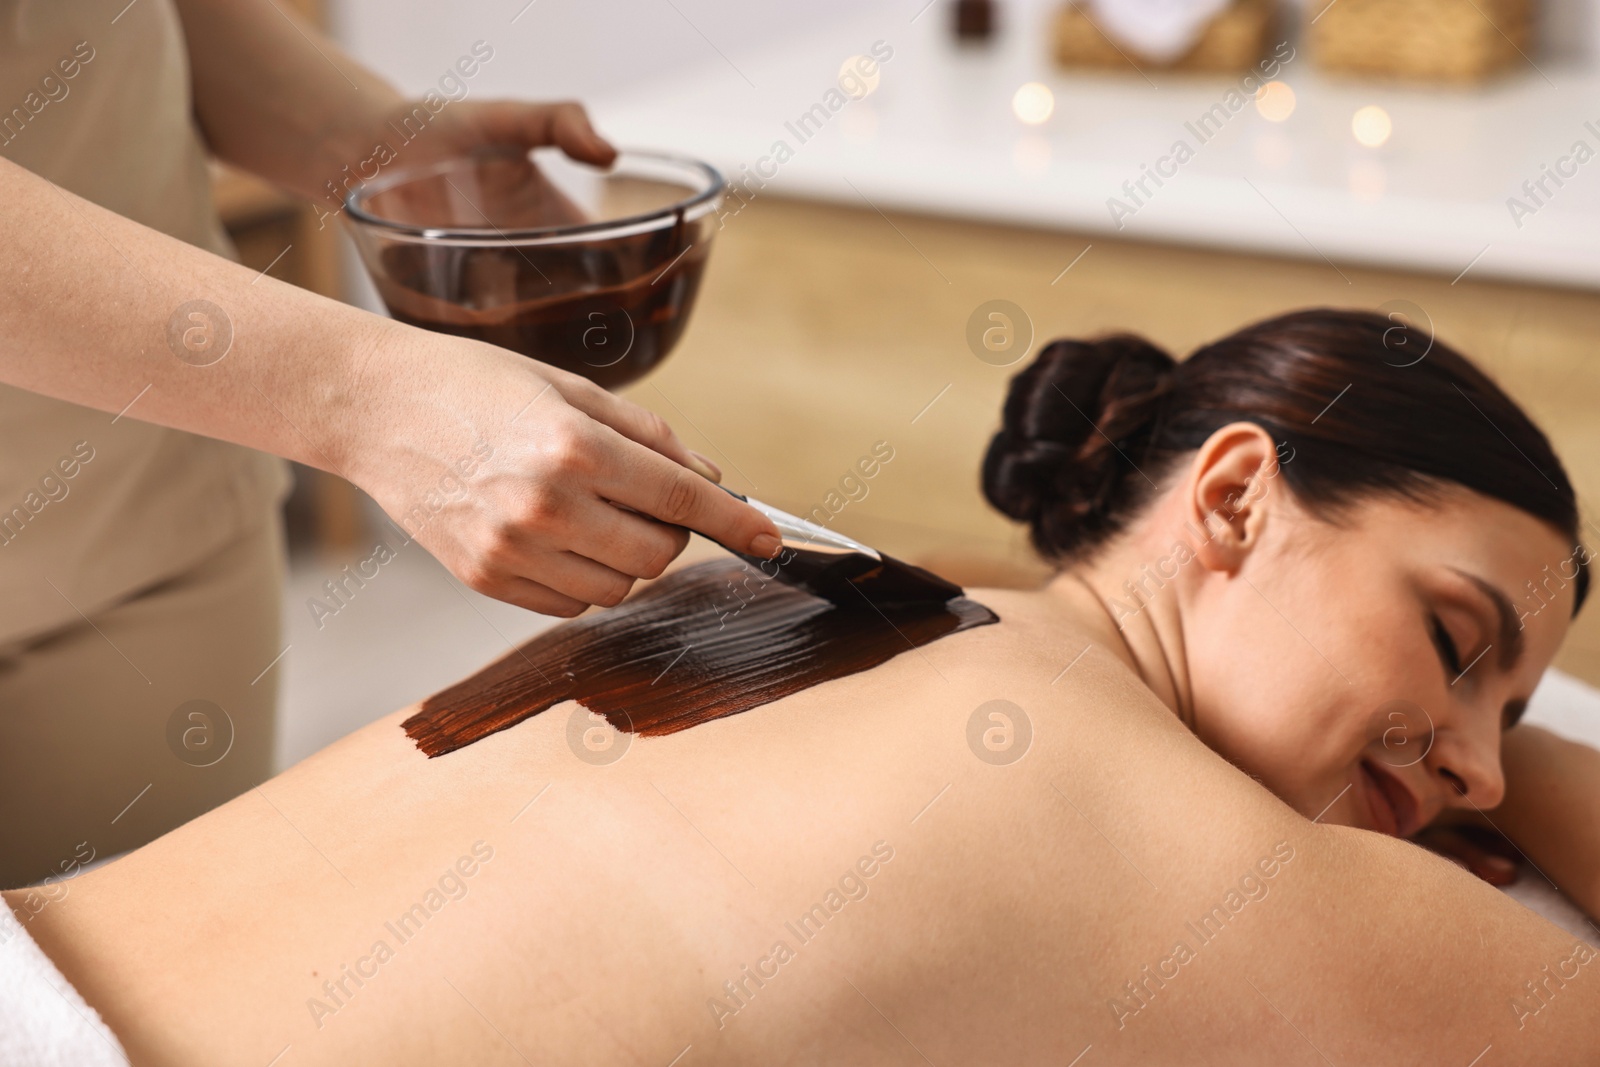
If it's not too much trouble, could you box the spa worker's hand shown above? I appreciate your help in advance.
[399,98,620,172]
[350,99,616,230]
[342,331,782,617]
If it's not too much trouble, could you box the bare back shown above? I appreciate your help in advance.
[17,578,1598,1066]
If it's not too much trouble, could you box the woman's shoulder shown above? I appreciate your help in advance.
[914,581,1180,735]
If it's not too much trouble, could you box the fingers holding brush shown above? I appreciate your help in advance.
[348,335,775,617]
[547,371,782,560]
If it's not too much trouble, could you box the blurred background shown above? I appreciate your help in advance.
[242,0,1600,768]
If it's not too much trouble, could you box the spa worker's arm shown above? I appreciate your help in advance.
[170,0,615,214]
[0,155,780,617]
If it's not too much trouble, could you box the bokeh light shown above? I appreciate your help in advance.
[1012,82,1055,126]
[1255,81,1296,122]
[1352,105,1392,148]
[838,55,881,99]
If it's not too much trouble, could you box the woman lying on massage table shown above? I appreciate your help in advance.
[9,308,1598,1066]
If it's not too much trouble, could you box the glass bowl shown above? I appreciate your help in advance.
[345,147,724,390]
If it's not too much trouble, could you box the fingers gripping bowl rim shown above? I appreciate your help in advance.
[343,147,725,243]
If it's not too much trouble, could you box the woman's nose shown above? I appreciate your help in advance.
[1430,724,1507,811]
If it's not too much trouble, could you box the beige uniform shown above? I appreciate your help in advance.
[0,0,292,887]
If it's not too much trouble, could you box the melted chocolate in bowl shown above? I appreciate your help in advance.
[373,220,710,390]
[402,559,1000,757]
[351,152,719,390]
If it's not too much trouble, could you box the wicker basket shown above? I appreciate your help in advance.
[1310,0,1537,83]
[1052,0,1277,73]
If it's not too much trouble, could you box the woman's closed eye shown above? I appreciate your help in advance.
[1431,614,1465,678]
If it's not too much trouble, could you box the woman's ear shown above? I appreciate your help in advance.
[1184,423,1281,574]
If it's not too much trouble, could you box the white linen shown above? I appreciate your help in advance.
[0,906,129,1067]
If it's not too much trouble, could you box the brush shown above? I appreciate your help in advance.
[708,487,965,607]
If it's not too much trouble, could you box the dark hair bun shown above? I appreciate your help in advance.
[978,309,1587,611]
[982,334,1176,561]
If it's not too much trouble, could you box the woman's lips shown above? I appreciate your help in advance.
[1359,759,1421,838]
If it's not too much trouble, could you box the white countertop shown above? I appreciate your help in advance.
[595,0,1600,289]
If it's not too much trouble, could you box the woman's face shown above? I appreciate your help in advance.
[1183,484,1579,837]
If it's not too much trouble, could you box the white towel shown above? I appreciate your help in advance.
[1085,0,1235,63]
[0,905,129,1067]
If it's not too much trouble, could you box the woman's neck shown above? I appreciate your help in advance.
[1046,545,1197,729]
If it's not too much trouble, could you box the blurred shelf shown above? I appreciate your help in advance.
[595,0,1600,289]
